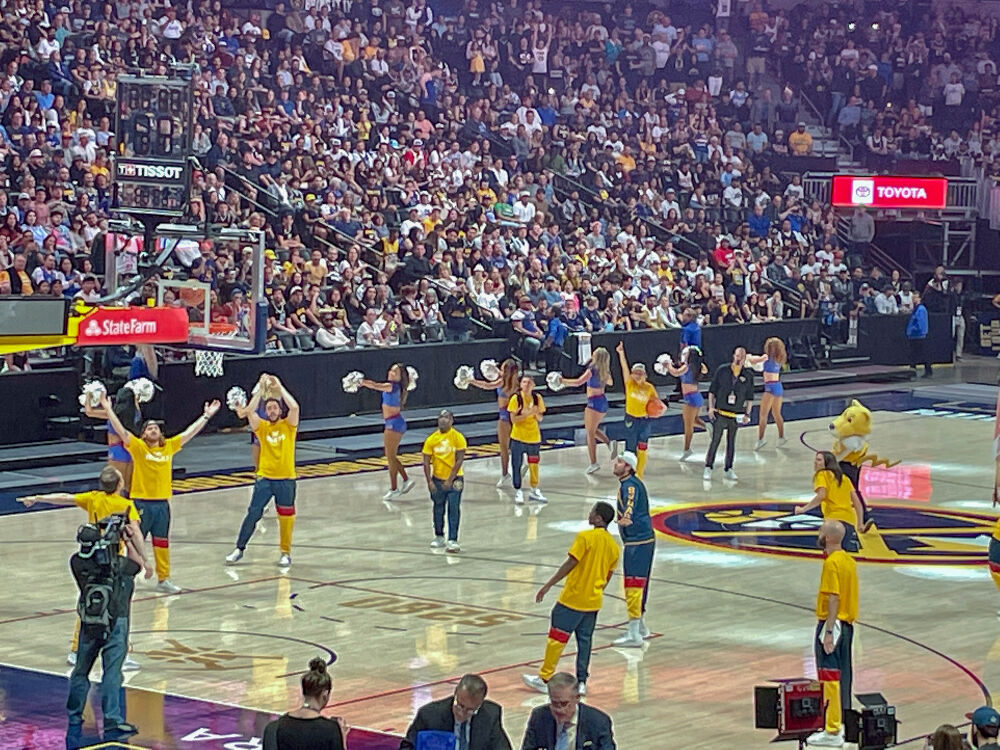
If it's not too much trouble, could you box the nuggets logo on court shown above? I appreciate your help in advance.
[653,502,996,565]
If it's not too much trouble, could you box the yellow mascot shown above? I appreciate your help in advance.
[829,400,900,532]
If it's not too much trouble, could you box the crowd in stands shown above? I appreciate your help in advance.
[0,0,994,365]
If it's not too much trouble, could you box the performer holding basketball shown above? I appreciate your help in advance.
[703,346,754,483]
[101,391,220,594]
[558,347,616,475]
[361,364,415,501]
[661,346,707,461]
[612,452,654,647]
[753,337,788,450]
[796,452,865,554]
[234,374,285,470]
[468,358,519,487]
[226,375,300,567]
[509,375,546,504]
[522,501,619,695]
[84,386,143,494]
[616,342,661,479]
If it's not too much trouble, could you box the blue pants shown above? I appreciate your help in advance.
[623,540,655,617]
[236,478,296,550]
[839,461,871,528]
[623,416,651,453]
[430,477,463,541]
[67,616,129,729]
[510,439,539,490]
[814,619,854,713]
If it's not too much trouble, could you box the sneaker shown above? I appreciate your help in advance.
[702,467,712,481]
[638,619,651,639]
[225,548,244,565]
[514,489,525,505]
[521,674,548,693]
[754,439,766,451]
[585,462,600,474]
[496,473,512,488]
[277,554,291,567]
[104,722,139,736]
[66,651,77,667]
[382,488,401,501]
[679,449,692,461]
[528,488,547,503]
[724,469,738,482]
[612,632,644,648]
[155,579,181,595]
[577,682,587,697]
[776,437,788,447]
[430,536,446,549]
[123,656,141,672]
[806,730,844,747]
[446,540,461,553]
[401,478,416,495]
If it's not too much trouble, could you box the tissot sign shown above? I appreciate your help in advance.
[76,306,189,345]
[114,158,186,183]
[831,175,948,209]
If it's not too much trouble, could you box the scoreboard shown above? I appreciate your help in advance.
[114,76,193,216]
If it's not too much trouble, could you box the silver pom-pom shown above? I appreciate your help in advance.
[78,380,106,408]
[454,365,474,390]
[124,377,155,404]
[342,371,364,394]
[546,371,565,391]
[654,353,674,376]
[680,345,701,364]
[479,359,500,381]
[752,357,767,373]
[406,366,419,391]
[227,387,248,411]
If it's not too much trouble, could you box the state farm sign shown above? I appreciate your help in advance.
[75,306,189,346]
[831,175,948,210]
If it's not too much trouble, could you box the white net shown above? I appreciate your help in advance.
[194,349,225,377]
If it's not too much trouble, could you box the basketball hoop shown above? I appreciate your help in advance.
[193,323,238,378]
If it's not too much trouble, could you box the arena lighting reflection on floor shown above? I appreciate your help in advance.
[0,664,399,750]
[860,463,933,503]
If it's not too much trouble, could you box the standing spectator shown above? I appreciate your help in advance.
[511,296,545,369]
[520,672,616,750]
[847,208,875,269]
[400,674,512,750]
[906,291,931,378]
[442,280,476,342]
[542,305,569,373]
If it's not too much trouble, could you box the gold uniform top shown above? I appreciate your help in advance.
[816,549,858,623]
[814,470,857,527]
[558,528,620,612]
[255,420,297,480]
[422,428,467,480]
[625,378,657,418]
[127,435,182,501]
[508,393,545,444]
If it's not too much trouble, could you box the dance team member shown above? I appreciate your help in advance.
[662,346,707,461]
[612,452,654,647]
[558,347,616,474]
[509,375,547,504]
[753,337,787,450]
[84,385,142,494]
[469,358,520,487]
[361,364,416,500]
[616,342,657,479]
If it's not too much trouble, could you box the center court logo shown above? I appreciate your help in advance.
[652,501,996,565]
[851,178,875,205]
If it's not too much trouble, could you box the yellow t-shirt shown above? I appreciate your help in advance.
[255,420,297,480]
[73,491,139,524]
[625,378,657,418]
[508,392,545,443]
[815,549,858,623]
[558,527,620,612]
[814,470,857,527]
[127,435,182,500]
[421,428,467,480]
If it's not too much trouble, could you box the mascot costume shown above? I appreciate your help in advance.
[829,399,900,532]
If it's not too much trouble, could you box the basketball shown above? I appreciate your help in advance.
[645,398,667,418]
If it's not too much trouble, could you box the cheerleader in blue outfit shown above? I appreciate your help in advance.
[558,347,616,474]
[469,358,520,487]
[662,346,707,461]
[752,337,787,450]
[362,363,415,500]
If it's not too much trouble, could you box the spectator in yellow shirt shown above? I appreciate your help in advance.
[788,122,814,156]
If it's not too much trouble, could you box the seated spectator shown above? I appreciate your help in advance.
[400,673,512,750]
[262,658,346,750]
[521,672,616,750]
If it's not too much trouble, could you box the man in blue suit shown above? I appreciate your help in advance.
[520,673,615,750]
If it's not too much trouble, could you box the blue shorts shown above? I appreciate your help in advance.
[682,390,704,408]
[384,414,407,434]
[108,443,131,463]
[623,538,655,579]
[135,499,170,541]
[764,381,784,397]
[587,395,609,413]
[499,408,511,423]
[624,415,652,452]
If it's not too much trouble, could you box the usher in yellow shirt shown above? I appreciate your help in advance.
[815,549,858,623]
[127,435,182,501]
[254,420,297,480]
[558,527,620,612]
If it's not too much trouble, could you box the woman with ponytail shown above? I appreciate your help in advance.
[263,657,347,749]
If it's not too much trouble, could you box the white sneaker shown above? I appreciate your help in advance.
[496,473,512,488]
[446,541,461,553]
[612,632,644,648]
[724,469,738,482]
[777,437,788,447]
[67,651,77,667]
[123,657,141,672]
[680,449,692,461]
[155,579,181,595]
[514,489,525,505]
[382,488,401,501]
[702,467,712,481]
[430,536,445,548]
[521,674,548,693]
[754,439,766,451]
[638,618,651,639]
[806,730,844,747]
[277,554,291,567]
[577,682,587,697]
[401,478,416,495]
[225,548,244,565]
[585,462,600,474]
[528,488,547,503]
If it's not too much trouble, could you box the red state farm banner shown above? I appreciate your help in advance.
[75,306,190,345]
[831,175,948,209]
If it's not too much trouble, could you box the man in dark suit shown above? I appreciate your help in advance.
[521,672,616,750]
[401,673,513,750]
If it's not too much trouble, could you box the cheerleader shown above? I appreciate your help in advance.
[469,358,520,487]
[662,346,707,461]
[84,386,142,494]
[558,347,616,474]
[361,364,415,500]
[795,451,864,553]
[752,337,787,450]
[616,341,659,479]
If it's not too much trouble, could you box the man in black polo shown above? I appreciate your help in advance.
[703,346,755,483]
